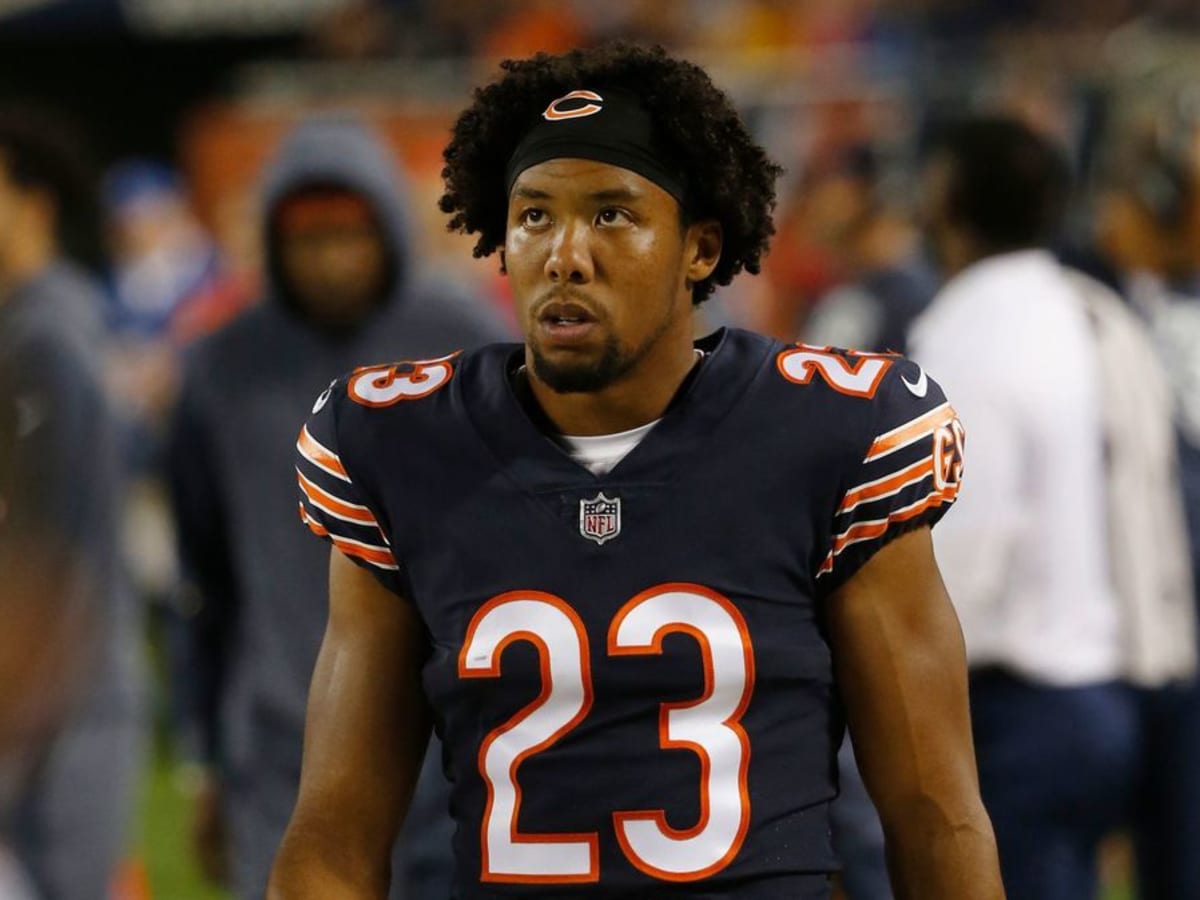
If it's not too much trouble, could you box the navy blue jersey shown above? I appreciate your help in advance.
[295,328,964,898]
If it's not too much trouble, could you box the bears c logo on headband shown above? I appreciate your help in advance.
[507,88,688,204]
[543,90,604,121]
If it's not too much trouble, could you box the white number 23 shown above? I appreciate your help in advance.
[458,584,755,884]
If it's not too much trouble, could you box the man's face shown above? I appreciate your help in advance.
[504,158,708,393]
[276,193,388,328]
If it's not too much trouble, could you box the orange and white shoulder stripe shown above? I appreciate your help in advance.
[864,402,956,463]
[837,454,935,516]
[296,468,379,528]
[299,503,398,571]
[296,424,350,482]
[818,481,961,577]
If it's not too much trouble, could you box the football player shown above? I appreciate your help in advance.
[270,44,1004,899]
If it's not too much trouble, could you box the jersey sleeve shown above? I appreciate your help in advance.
[294,381,404,596]
[817,358,965,592]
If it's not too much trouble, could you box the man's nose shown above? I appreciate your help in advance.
[545,220,594,283]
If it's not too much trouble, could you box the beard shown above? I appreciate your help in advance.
[526,284,684,394]
[529,334,633,393]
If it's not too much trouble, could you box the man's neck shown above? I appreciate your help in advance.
[526,334,699,437]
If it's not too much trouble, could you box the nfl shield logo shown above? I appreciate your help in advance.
[579,492,621,545]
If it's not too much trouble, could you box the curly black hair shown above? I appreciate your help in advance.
[440,44,782,305]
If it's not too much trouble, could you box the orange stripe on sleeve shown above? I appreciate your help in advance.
[296,469,379,526]
[299,504,398,570]
[299,502,329,536]
[838,455,935,515]
[297,425,350,482]
[331,537,399,570]
[864,403,955,462]
[828,483,959,561]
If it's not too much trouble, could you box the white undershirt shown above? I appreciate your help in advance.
[559,419,660,475]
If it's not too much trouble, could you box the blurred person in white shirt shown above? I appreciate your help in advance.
[910,116,1194,900]
[1095,122,1200,900]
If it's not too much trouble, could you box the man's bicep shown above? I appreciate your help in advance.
[290,548,432,868]
[827,527,981,830]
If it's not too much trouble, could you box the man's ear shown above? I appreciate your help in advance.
[685,219,722,285]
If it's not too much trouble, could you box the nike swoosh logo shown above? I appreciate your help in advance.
[901,367,928,398]
[312,381,335,414]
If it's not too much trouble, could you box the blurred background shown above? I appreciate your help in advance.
[2,0,1196,345]
[2,1,1200,898]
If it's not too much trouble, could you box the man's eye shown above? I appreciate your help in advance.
[597,208,630,226]
[520,209,546,226]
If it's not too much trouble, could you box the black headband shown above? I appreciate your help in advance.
[504,88,688,205]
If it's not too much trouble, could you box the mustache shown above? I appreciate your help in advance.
[531,289,604,319]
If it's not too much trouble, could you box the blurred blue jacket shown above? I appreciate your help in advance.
[167,114,510,900]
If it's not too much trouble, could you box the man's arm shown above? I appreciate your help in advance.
[268,548,432,899]
[827,526,1004,900]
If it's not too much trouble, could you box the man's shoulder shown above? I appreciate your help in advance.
[315,342,513,441]
[766,339,943,421]
[335,350,467,412]
[297,343,513,529]
[712,332,954,478]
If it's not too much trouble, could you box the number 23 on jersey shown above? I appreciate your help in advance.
[458,583,755,884]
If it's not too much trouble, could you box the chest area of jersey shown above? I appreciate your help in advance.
[387,428,838,734]
[386,427,835,644]
[394,446,838,888]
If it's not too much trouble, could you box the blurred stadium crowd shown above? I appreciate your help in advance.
[3,1,1200,898]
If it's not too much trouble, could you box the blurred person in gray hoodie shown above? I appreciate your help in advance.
[167,115,511,900]
[0,107,143,900]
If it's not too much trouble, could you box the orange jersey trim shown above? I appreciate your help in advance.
[296,469,378,527]
[299,502,328,535]
[818,481,961,579]
[299,503,398,570]
[297,425,350,482]
[838,455,935,516]
[829,483,959,560]
[865,403,956,463]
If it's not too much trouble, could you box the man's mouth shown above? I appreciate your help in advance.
[538,300,597,324]
[536,301,599,345]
